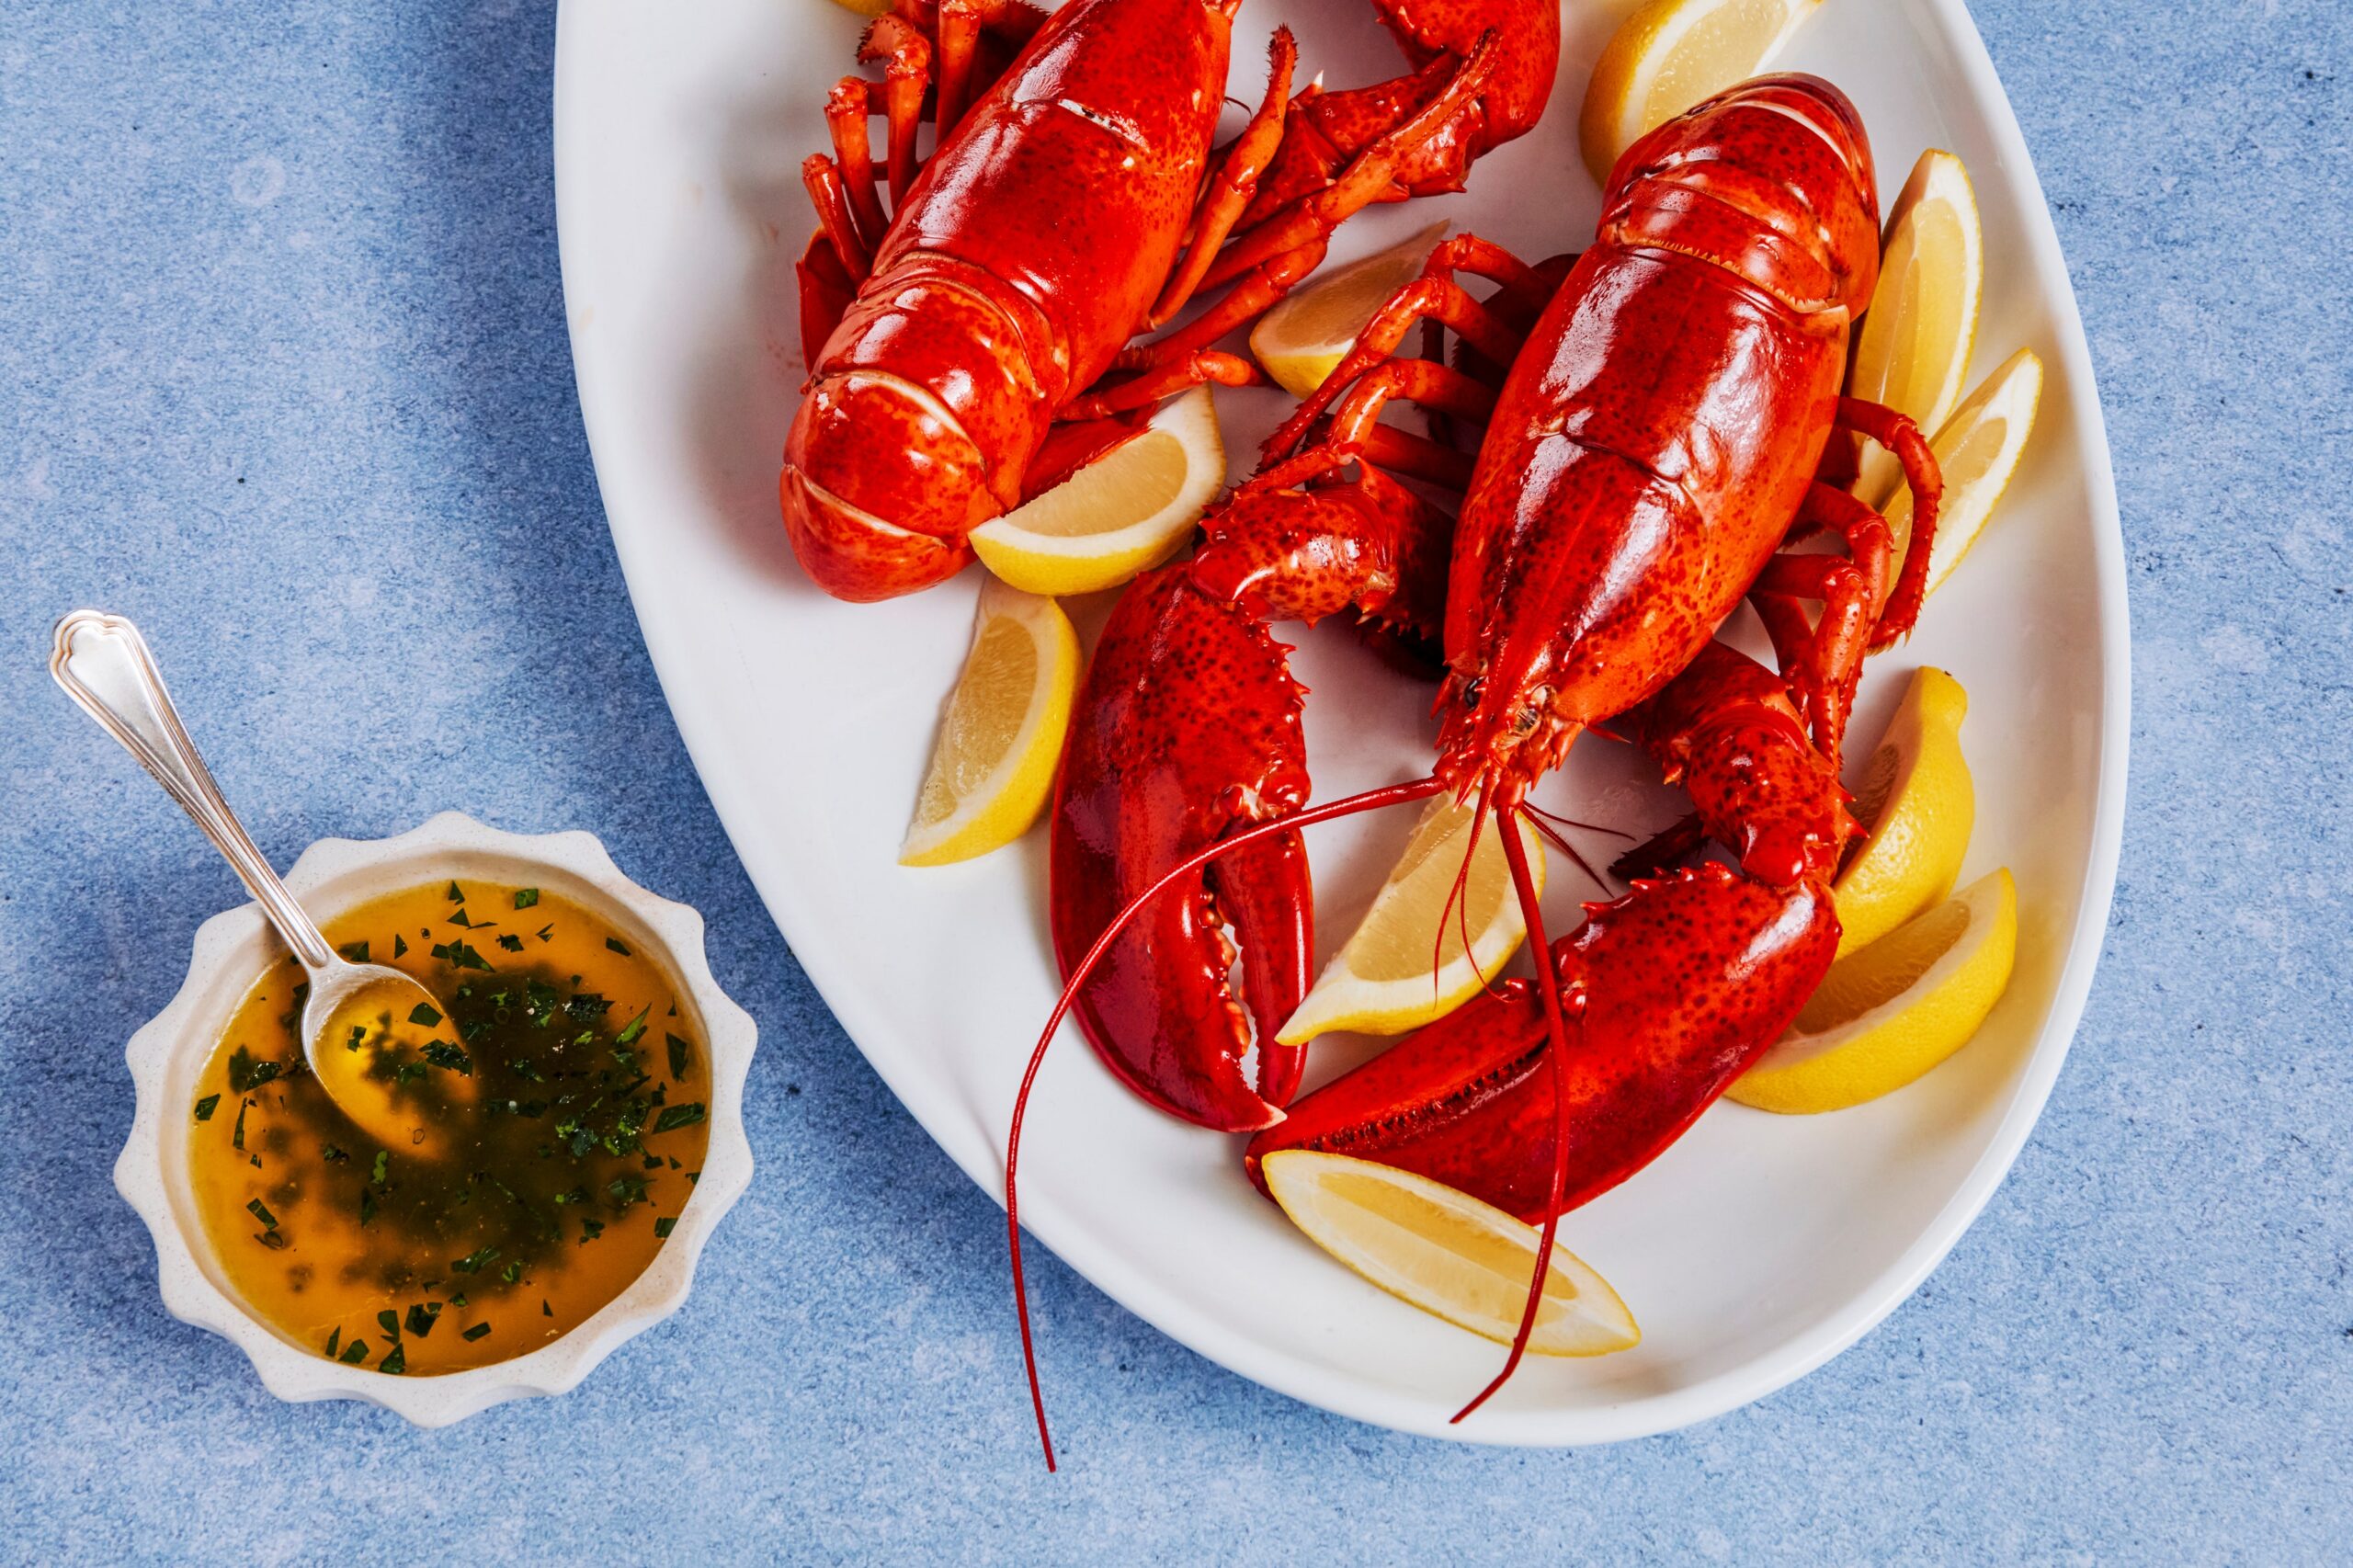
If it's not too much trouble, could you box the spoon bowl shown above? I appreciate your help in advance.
[301,957,479,1151]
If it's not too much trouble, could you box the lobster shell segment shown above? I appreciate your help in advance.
[1245,862,1838,1222]
[1050,566,1315,1132]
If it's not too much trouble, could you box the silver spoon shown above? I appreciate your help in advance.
[51,609,464,1149]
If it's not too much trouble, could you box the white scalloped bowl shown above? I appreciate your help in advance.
[115,812,758,1426]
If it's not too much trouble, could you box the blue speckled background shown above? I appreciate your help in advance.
[2,0,2347,1561]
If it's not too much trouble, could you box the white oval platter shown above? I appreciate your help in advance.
[551,0,2128,1443]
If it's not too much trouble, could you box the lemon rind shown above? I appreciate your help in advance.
[1897,348,2045,599]
[1832,667,1972,958]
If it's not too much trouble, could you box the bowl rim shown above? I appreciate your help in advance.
[116,810,759,1427]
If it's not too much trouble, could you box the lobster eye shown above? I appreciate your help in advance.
[1461,676,1486,708]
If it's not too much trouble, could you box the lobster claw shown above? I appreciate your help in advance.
[1245,863,1838,1221]
[1050,565,1315,1131]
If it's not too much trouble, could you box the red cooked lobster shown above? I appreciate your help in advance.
[781,0,1560,601]
[1020,74,1945,1452]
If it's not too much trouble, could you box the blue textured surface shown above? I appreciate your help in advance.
[1,1,2347,1561]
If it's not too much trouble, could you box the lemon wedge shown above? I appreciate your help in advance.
[1730,868,2017,1113]
[825,0,893,16]
[1261,1150,1641,1355]
[969,385,1224,597]
[1276,793,1544,1045]
[1578,0,1824,187]
[1833,666,1973,959]
[1247,222,1450,400]
[1882,347,2044,605]
[1851,150,1984,507]
[898,579,1078,866]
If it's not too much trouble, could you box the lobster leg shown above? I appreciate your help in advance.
[824,80,891,256]
[932,0,981,135]
[1749,482,1894,765]
[1059,349,1262,418]
[1324,358,1499,451]
[800,156,874,283]
[1104,34,1511,396]
[1354,423,1475,491]
[794,233,861,371]
[1265,233,1543,461]
[1145,30,1300,330]
[1204,32,1503,290]
[1835,396,1944,644]
[1115,242,1329,376]
[860,17,932,204]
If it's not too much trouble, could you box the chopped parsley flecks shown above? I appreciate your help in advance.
[654,1103,706,1134]
[188,878,710,1374]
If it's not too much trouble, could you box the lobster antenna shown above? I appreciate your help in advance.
[1462,790,1513,1002]
[1518,809,1581,863]
[1450,808,1584,1424]
[1006,773,1447,1471]
[1431,787,1507,1004]
[1518,808,1607,891]
[1521,799,1638,840]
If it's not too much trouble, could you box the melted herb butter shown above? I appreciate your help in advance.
[188,879,710,1375]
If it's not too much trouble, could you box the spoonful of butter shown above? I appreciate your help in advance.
[51,610,471,1152]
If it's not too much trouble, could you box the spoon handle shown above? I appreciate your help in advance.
[51,610,335,971]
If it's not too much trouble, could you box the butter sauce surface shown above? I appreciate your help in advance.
[188,879,710,1374]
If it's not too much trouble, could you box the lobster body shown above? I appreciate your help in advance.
[784,0,1232,600]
